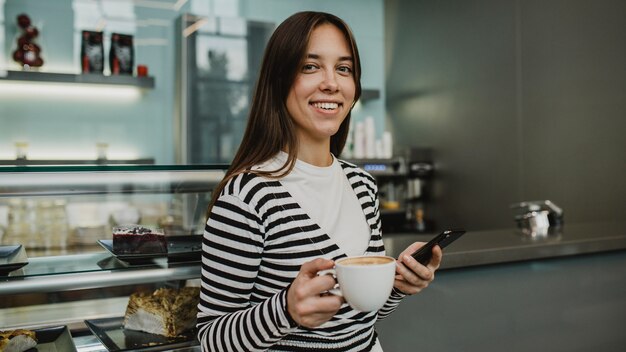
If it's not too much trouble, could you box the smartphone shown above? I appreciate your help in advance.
[410,229,466,265]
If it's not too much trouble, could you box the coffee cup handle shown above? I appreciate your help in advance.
[317,269,342,297]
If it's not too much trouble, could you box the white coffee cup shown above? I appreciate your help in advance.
[321,255,396,312]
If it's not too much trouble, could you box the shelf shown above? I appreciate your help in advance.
[0,70,155,89]
[0,164,227,197]
[380,208,405,215]
[0,252,200,295]
[0,265,200,295]
[361,88,380,101]
[346,157,406,176]
[0,158,155,166]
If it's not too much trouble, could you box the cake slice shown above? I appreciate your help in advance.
[112,225,167,254]
[123,287,200,337]
[0,329,37,352]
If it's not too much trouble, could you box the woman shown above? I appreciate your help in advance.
[197,11,442,351]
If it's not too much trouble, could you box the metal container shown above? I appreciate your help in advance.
[515,210,550,236]
[511,200,564,237]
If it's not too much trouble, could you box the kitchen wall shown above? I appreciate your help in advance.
[0,0,385,163]
[385,0,626,230]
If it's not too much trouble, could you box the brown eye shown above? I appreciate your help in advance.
[337,66,352,75]
[302,64,318,72]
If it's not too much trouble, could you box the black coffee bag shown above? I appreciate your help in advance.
[81,30,104,73]
[109,33,134,75]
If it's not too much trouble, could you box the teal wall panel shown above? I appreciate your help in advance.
[0,0,385,164]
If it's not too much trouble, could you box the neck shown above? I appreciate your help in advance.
[298,149,333,167]
[287,138,333,167]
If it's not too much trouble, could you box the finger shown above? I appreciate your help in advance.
[395,259,420,283]
[303,294,344,314]
[291,274,338,303]
[293,258,339,297]
[310,273,339,294]
[401,255,434,281]
[292,295,343,328]
[394,278,427,295]
[428,245,443,270]
[300,258,335,278]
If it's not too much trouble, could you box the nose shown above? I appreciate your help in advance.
[320,70,339,93]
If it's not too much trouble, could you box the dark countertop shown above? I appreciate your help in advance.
[382,222,626,269]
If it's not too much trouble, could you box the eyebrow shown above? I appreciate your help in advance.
[307,53,353,62]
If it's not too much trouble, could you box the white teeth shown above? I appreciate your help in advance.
[312,102,339,110]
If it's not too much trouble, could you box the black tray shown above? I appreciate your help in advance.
[85,317,198,352]
[97,235,202,264]
[0,244,29,276]
[27,325,77,351]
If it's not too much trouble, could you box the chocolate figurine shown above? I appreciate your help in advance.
[12,14,44,69]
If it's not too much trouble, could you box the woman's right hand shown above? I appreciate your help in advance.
[287,258,344,328]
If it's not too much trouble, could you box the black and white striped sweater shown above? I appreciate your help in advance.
[197,160,406,351]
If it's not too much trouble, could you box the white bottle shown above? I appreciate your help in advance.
[364,116,376,158]
[382,131,393,158]
[353,121,365,159]
[375,139,384,158]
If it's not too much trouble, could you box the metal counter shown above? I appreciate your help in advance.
[383,221,626,269]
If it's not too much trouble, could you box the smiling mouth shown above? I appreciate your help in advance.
[311,102,341,110]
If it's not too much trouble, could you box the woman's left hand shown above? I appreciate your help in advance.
[393,242,442,295]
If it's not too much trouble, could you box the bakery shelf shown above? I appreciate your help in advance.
[0,164,221,332]
[0,70,155,89]
[0,266,200,295]
[0,252,200,295]
[0,164,227,197]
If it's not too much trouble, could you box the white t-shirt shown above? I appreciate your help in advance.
[258,152,371,256]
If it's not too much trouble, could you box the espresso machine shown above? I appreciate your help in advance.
[402,147,434,233]
[348,147,434,233]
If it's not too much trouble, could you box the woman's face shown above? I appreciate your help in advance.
[286,23,356,146]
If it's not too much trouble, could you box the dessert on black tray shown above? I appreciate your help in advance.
[124,286,200,337]
[112,225,167,255]
[0,328,37,352]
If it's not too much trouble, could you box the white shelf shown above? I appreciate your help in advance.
[0,70,155,89]
[0,262,200,295]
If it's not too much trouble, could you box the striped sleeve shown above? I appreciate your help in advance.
[197,192,297,351]
[377,288,407,320]
[357,167,408,320]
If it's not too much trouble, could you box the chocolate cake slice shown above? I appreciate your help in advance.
[112,225,167,254]
[124,287,200,337]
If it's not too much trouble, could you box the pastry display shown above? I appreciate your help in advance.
[0,329,37,352]
[123,287,200,337]
[112,225,166,254]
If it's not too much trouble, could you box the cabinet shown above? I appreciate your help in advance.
[0,165,226,351]
[175,14,273,164]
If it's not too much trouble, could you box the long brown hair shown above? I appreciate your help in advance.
[207,11,362,214]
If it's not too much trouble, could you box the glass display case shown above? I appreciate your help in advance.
[0,164,226,351]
